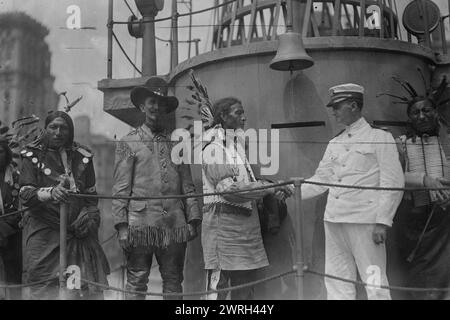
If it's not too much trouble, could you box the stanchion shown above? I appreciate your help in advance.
[59,203,69,300]
[291,177,305,300]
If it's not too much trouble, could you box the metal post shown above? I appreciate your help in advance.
[170,0,179,71]
[388,0,395,39]
[194,38,200,56]
[441,17,448,54]
[286,0,293,31]
[331,0,341,36]
[421,0,431,47]
[448,0,450,24]
[188,0,193,58]
[59,203,69,300]
[292,0,304,34]
[107,0,113,78]
[135,1,161,76]
[292,177,305,300]
[359,0,366,37]
[302,0,313,38]
[142,14,157,76]
[378,0,384,38]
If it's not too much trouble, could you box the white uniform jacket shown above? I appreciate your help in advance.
[301,117,404,226]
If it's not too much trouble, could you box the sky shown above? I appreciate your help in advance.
[0,0,449,139]
[0,0,213,139]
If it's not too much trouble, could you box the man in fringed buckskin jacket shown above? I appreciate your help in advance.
[112,77,201,300]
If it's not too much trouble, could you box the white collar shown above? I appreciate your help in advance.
[345,117,367,134]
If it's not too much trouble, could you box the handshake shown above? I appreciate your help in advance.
[266,181,295,201]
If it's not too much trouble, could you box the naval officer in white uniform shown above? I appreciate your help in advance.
[301,83,404,300]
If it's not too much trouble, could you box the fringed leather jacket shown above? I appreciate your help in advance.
[112,125,201,248]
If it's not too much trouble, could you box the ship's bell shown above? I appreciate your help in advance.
[270,30,314,71]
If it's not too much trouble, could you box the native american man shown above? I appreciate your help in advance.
[385,75,450,300]
[19,111,110,300]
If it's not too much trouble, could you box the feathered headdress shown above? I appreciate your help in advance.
[185,69,214,131]
[47,92,83,116]
[181,69,224,152]
[0,114,42,170]
[377,67,450,126]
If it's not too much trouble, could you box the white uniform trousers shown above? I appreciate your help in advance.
[324,222,391,300]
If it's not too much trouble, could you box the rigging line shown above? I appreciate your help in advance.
[123,0,137,17]
[112,0,236,25]
[133,37,138,78]
[155,35,199,43]
[112,30,142,75]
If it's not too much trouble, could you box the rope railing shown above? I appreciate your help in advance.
[81,270,296,297]
[3,267,449,295]
[0,204,42,220]
[70,181,294,201]
[64,138,450,146]
[302,180,450,192]
[3,178,450,297]
[67,179,450,203]
[100,232,117,245]
[0,277,58,289]
[304,269,450,293]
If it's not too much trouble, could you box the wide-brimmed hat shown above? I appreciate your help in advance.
[326,83,364,107]
[130,77,179,114]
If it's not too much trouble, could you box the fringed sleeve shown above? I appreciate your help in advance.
[111,140,135,229]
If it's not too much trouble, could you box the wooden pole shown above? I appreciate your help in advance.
[292,177,305,300]
[59,203,68,300]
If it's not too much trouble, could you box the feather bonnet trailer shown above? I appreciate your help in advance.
[377,67,450,135]
[184,69,223,152]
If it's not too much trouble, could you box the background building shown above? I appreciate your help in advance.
[0,12,58,125]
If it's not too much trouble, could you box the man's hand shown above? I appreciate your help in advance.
[424,176,450,207]
[118,225,130,251]
[51,184,69,203]
[187,223,198,241]
[372,224,388,245]
[274,183,295,200]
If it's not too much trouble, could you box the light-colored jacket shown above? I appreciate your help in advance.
[301,117,404,226]
[112,125,201,248]
[201,134,270,270]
